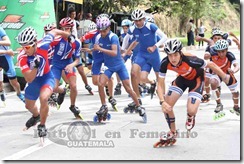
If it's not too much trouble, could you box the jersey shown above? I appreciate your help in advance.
[211,51,237,74]
[50,36,81,66]
[96,31,124,69]
[18,33,54,77]
[159,55,206,80]
[128,22,159,52]
[0,27,9,56]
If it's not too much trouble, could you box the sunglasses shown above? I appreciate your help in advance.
[22,43,35,50]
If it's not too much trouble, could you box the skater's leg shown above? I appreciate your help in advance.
[68,75,77,106]
[122,79,140,106]
[98,85,106,105]
[77,65,89,86]
[131,64,141,98]
[39,87,53,125]
[107,77,114,98]
[25,99,39,117]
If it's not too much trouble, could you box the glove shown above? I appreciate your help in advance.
[68,34,76,44]
[33,56,40,69]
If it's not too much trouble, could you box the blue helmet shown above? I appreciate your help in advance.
[214,39,229,50]
[121,19,132,26]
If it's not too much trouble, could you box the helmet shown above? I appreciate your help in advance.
[131,9,145,20]
[96,17,111,30]
[88,21,97,31]
[212,27,220,32]
[17,27,37,46]
[211,29,223,36]
[121,19,132,26]
[44,23,56,31]
[146,16,154,23]
[59,17,74,27]
[96,13,110,23]
[214,39,229,50]
[164,39,183,54]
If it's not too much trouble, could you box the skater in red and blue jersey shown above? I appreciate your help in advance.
[17,27,71,138]
[154,39,231,147]
[50,17,83,119]
[121,9,167,106]
[94,16,147,123]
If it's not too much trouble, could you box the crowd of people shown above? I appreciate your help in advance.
[0,8,240,147]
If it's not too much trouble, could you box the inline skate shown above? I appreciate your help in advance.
[93,105,111,122]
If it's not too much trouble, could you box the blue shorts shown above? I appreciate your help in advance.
[104,64,129,81]
[134,50,160,72]
[25,72,55,100]
[51,64,76,80]
[0,55,16,79]
[141,63,152,73]
[92,57,104,75]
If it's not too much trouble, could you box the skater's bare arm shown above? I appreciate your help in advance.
[22,69,38,83]
[0,49,14,56]
[157,77,166,103]
[206,61,230,84]
[65,57,80,73]
[0,35,11,46]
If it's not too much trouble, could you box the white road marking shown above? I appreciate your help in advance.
[2,139,52,160]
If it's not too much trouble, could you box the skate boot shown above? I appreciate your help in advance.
[123,99,142,113]
[150,80,157,99]
[213,103,225,120]
[105,86,109,97]
[17,93,25,103]
[65,84,70,96]
[230,106,240,116]
[0,90,6,106]
[201,93,210,103]
[48,93,58,107]
[24,115,40,131]
[85,84,94,95]
[69,105,83,119]
[93,105,111,122]
[114,83,122,95]
[154,130,178,148]
[57,88,66,109]
[185,114,196,137]
[136,106,147,123]
[37,124,47,146]
[108,96,118,111]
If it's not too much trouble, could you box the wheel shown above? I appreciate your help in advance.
[142,113,147,123]
[129,109,134,113]
[93,115,98,122]
[123,107,129,113]
[107,113,111,120]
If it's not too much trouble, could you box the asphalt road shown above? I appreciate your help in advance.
[0,45,241,161]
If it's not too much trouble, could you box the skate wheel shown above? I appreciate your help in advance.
[123,107,129,113]
[129,109,134,113]
[107,113,111,121]
[93,115,98,122]
[142,113,147,123]
[153,142,161,148]
[113,106,118,112]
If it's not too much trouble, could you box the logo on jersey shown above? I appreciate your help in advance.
[144,33,150,36]
[0,6,7,12]
[0,15,25,29]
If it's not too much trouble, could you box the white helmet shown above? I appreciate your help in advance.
[96,13,110,23]
[88,21,97,31]
[211,30,223,37]
[44,23,56,31]
[164,39,183,54]
[17,27,37,46]
[121,19,132,26]
[131,9,145,20]
[214,39,229,50]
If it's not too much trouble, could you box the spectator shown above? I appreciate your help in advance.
[186,19,196,48]
[198,22,207,47]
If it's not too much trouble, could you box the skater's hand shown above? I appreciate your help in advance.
[161,101,173,113]
[68,34,76,44]
[33,56,40,69]
[147,45,156,53]
[64,64,73,73]
[93,44,101,51]
[227,68,234,74]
